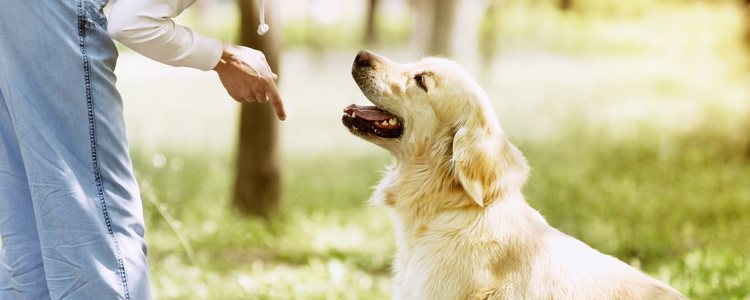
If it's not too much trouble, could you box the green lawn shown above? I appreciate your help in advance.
[131,131,750,299]
[118,1,750,299]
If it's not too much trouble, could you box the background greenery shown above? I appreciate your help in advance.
[115,0,750,298]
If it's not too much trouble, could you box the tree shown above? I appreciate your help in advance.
[364,0,380,45]
[479,0,501,79]
[234,0,281,217]
[427,0,459,56]
[409,0,459,56]
[559,0,573,11]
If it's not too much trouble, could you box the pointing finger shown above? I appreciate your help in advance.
[265,81,286,121]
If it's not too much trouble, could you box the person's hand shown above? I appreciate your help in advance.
[213,44,286,120]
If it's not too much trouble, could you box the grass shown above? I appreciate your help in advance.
[133,150,393,299]
[117,1,750,299]
[132,126,750,299]
[522,128,750,298]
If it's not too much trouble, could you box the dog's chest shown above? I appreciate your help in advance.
[391,229,499,299]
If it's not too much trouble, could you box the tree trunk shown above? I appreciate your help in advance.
[559,0,573,11]
[479,1,500,79]
[409,0,431,52]
[427,0,458,56]
[234,0,281,217]
[364,0,380,45]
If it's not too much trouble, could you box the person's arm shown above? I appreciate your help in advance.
[108,0,285,120]
[108,0,222,71]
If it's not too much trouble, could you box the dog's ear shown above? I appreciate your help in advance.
[452,113,528,207]
[452,119,499,207]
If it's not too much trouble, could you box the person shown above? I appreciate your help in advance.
[0,0,283,298]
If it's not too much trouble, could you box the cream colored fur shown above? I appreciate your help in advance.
[348,51,687,300]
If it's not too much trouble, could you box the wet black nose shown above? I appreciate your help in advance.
[354,50,373,67]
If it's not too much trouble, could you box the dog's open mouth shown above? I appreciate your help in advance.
[342,104,403,138]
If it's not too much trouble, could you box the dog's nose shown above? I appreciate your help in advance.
[354,50,373,68]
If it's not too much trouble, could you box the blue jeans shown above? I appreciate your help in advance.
[0,0,151,299]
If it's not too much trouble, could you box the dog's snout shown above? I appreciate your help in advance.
[354,50,374,68]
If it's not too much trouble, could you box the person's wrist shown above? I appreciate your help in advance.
[213,45,235,72]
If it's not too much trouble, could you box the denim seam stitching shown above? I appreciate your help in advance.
[76,1,130,299]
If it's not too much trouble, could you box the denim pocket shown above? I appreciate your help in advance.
[81,0,109,29]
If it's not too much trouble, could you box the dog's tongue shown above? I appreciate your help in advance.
[344,104,395,121]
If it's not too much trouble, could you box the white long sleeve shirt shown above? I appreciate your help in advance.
[107,0,223,71]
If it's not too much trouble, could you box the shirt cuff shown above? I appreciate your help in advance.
[188,35,224,71]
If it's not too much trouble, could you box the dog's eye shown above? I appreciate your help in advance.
[414,73,428,91]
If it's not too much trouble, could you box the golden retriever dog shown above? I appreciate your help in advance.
[341,50,686,300]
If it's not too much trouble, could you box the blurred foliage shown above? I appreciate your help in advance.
[281,17,412,50]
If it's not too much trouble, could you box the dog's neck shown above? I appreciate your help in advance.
[375,175,545,236]
[370,125,548,245]
[371,155,542,231]
[370,131,457,210]
[372,128,528,214]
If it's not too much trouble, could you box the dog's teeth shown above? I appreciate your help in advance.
[389,118,397,125]
[382,121,389,126]
[351,112,356,118]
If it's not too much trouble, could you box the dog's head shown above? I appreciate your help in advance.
[343,50,529,207]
